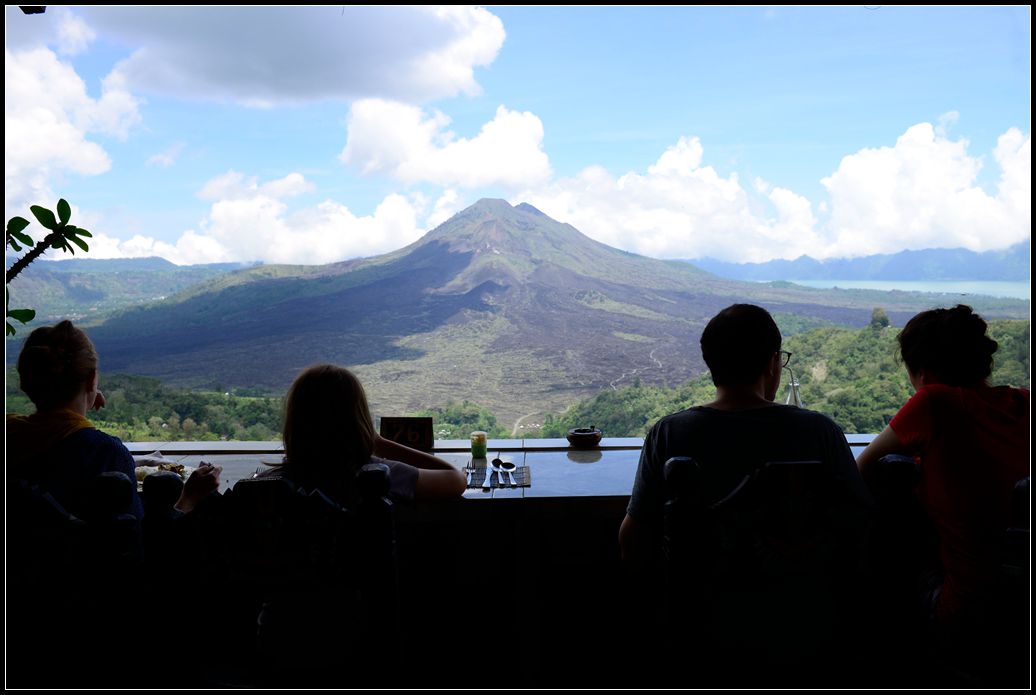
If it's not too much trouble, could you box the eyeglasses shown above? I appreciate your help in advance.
[779,350,792,368]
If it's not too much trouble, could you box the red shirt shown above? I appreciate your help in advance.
[890,384,1030,624]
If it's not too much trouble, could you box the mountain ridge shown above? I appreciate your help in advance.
[688,240,1030,281]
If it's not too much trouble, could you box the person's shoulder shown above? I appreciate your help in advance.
[254,465,289,481]
[654,405,707,428]
[67,427,131,454]
[989,384,1029,400]
[369,454,406,468]
[983,385,1030,414]
[776,405,844,431]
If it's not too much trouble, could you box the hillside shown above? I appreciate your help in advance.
[22,199,1028,424]
[6,257,251,323]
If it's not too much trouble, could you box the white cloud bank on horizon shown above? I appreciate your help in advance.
[341,99,552,189]
[518,124,1031,262]
[820,124,1030,258]
[22,115,1031,267]
[60,122,1032,267]
[22,6,505,106]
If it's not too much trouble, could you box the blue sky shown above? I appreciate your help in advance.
[4,6,1030,265]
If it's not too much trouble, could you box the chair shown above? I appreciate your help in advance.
[1001,476,1029,583]
[7,472,143,688]
[219,463,397,686]
[867,457,1029,687]
[662,457,867,685]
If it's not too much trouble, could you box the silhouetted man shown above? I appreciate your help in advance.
[620,303,869,558]
[617,304,872,685]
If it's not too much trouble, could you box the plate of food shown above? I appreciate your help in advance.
[133,452,196,489]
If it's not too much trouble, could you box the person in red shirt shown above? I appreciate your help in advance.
[857,304,1029,682]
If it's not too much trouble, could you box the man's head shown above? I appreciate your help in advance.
[700,304,782,387]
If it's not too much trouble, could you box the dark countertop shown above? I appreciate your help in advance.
[135,434,875,498]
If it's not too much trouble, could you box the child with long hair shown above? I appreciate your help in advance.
[264,363,466,501]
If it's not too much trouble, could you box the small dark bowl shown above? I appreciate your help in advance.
[567,427,603,449]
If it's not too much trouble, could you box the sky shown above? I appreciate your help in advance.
[4,6,1031,266]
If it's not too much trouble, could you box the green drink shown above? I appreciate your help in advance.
[470,431,487,459]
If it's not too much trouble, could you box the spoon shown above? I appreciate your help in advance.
[497,459,517,487]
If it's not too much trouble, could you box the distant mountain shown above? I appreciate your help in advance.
[31,257,254,274]
[688,241,1030,281]
[6,257,253,323]
[27,200,1027,424]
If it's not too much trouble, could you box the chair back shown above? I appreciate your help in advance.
[663,457,864,681]
[7,473,142,687]
[221,463,397,684]
[1001,476,1029,581]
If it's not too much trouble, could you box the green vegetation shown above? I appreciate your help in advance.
[6,370,510,442]
[541,378,716,438]
[771,312,837,336]
[543,318,1030,437]
[408,400,509,439]
[6,371,283,442]
[575,289,672,321]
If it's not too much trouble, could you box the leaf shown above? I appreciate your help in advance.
[7,308,36,323]
[6,321,15,336]
[57,199,71,225]
[30,205,58,230]
[7,216,30,235]
[76,228,92,238]
[12,230,34,247]
[9,238,22,252]
[68,235,89,252]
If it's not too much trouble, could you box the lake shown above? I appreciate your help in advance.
[784,280,1030,299]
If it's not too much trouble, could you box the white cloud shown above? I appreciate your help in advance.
[516,138,823,262]
[83,172,428,265]
[425,190,466,229]
[78,6,504,105]
[146,141,186,168]
[341,100,551,189]
[517,124,1030,262]
[647,136,704,176]
[821,123,1031,256]
[4,47,141,215]
[195,171,315,202]
[936,110,959,138]
[55,8,97,56]
[992,127,1031,222]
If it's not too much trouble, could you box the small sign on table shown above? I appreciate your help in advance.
[379,416,434,452]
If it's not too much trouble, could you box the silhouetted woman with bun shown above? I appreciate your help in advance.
[857,305,1029,642]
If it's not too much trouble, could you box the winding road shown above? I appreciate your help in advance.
[511,411,539,437]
